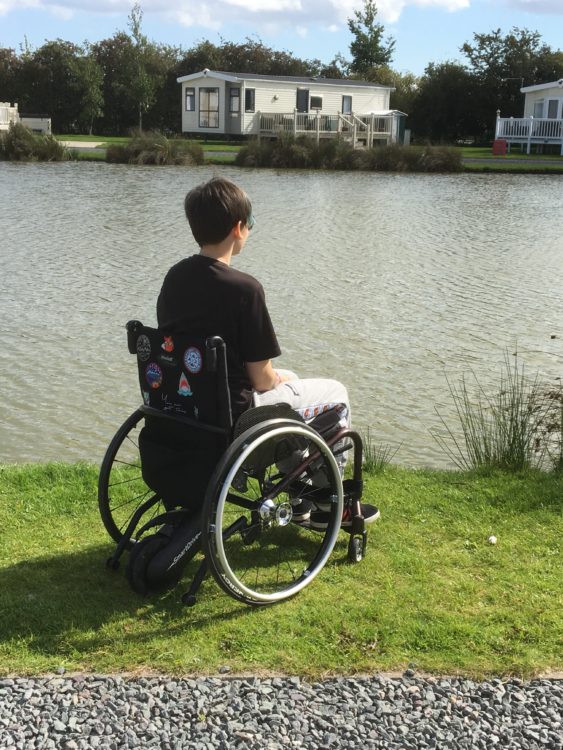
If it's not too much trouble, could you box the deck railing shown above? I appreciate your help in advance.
[495,116,563,153]
[0,102,19,130]
[258,111,395,146]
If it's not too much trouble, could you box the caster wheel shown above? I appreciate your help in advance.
[348,536,363,563]
[182,593,197,607]
[106,557,120,571]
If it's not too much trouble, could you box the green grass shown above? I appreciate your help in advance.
[457,146,563,173]
[1,463,561,678]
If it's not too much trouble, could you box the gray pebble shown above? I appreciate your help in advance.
[0,674,561,750]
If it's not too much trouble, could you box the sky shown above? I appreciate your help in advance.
[0,0,562,76]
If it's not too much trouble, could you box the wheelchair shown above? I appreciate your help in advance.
[98,321,370,606]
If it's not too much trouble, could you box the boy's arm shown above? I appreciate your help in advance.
[246,360,289,393]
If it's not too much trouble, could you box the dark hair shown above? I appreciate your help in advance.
[184,177,252,246]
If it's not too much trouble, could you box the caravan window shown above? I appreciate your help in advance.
[533,100,544,118]
[310,95,323,110]
[185,88,195,112]
[342,95,352,115]
[230,88,240,113]
[199,87,219,128]
[547,100,558,118]
[245,89,255,113]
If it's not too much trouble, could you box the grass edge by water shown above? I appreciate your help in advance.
[0,462,561,679]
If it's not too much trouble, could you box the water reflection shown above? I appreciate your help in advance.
[0,162,561,467]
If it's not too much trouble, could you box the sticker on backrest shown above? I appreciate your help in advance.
[178,372,193,397]
[145,362,163,389]
[183,346,203,374]
[136,334,151,362]
[161,335,174,353]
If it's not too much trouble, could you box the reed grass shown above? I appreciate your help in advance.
[432,354,557,472]
[361,427,400,474]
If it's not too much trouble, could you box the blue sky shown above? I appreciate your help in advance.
[0,0,562,76]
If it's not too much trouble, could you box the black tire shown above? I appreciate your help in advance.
[348,535,363,563]
[98,410,166,548]
[202,419,343,605]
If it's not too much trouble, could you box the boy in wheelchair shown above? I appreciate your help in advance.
[111,177,379,602]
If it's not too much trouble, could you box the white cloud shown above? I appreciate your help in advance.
[224,0,302,11]
[503,0,563,13]
[0,0,472,25]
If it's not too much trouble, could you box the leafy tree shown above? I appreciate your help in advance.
[128,3,158,130]
[0,48,20,104]
[72,47,104,134]
[17,40,86,132]
[92,33,137,134]
[461,27,563,125]
[347,0,395,76]
[409,62,480,142]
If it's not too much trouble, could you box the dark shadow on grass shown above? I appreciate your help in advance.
[0,544,251,661]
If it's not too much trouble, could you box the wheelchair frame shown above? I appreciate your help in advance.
[98,322,368,606]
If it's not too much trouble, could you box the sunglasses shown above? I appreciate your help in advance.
[246,213,255,231]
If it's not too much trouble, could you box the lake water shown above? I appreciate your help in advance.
[1,161,561,467]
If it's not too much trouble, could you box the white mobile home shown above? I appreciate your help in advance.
[177,70,406,147]
[0,102,52,134]
[495,79,563,154]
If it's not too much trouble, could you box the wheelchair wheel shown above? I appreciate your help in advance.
[202,419,343,605]
[98,410,166,548]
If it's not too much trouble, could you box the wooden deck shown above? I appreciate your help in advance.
[495,115,563,154]
[258,112,397,148]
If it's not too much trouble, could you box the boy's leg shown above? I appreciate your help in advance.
[253,377,351,428]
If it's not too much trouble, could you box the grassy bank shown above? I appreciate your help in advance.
[1,463,561,678]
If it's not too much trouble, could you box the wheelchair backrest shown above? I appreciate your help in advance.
[126,320,232,431]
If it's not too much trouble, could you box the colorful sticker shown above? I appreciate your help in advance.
[161,335,174,353]
[136,334,151,362]
[145,362,163,389]
[178,372,193,397]
[184,346,203,374]
[142,390,150,405]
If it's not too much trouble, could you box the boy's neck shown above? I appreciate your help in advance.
[199,238,235,266]
[198,222,246,265]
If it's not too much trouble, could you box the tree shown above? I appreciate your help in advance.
[347,0,395,76]
[0,48,20,104]
[128,3,158,130]
[409,62,480,142]
[17,40,85,132]
[461,27,562,126]
[73,47,104,134]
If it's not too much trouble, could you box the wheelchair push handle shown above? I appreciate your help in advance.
[126,320,144,354]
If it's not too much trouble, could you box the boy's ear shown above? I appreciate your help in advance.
[232,220,244,240]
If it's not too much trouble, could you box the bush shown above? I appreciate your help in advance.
[106,131,204,166]
[418,145,463,173]
[235,136,463,173]
[0,123,68,162]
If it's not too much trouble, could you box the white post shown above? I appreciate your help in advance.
[495,109,501,139]
[316,111,320,145]
[293,108,297,137]
[257,111,261,143]
[527,116,533,155]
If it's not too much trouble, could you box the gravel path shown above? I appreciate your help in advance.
[1,672,561,749]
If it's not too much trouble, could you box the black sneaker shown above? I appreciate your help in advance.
[291,498,314,523]
[309,504,380,531]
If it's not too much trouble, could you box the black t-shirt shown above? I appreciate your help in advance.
[157,254,281,417]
